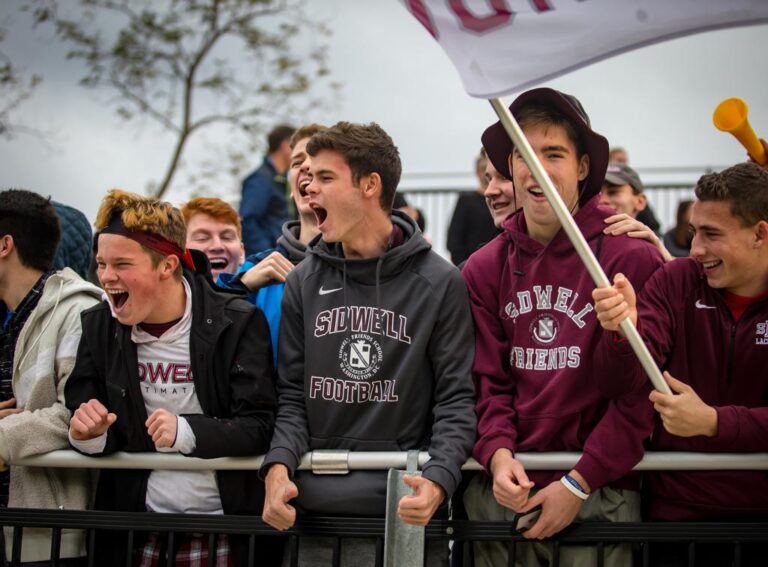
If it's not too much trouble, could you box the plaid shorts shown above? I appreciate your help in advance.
[133,532,233,567]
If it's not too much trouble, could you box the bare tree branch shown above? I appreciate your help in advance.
[0,27,43,139]
[23,0,336,197]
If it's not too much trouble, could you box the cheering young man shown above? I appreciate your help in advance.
[462,88,664,567]
[66,189,278,567]
[593,162,768,567]
[260,122,476,565]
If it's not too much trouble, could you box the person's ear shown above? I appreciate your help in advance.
[577,154,590,181]
[635,193,648,213]
[0,235,14,259]
[753,220,768,249]
[159,255,180,280]
[361,173,382,200]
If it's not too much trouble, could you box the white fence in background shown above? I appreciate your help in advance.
[399,165,721,261]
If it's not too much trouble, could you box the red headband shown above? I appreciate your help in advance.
[99,212,195,271]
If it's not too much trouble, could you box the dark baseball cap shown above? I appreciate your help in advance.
[604,162,644,194]
[481,87,609,206]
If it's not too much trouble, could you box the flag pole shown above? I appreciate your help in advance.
[489,98,672,396]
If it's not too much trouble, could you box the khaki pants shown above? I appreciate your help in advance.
[464,474,640,567]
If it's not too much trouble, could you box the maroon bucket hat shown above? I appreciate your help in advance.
[481,87,609,206]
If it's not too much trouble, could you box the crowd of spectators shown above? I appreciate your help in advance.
[1,90,767,567]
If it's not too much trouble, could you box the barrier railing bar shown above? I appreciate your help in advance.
[12,450,768,471]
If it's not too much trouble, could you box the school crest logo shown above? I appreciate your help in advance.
[530,314,558,345]
[349,341,371,368]
[339,333,383,380]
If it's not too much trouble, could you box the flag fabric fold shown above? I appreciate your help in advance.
[402,0,768,98]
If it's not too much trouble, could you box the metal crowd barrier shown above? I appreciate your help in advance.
[3,509,768,567]
[14,449,768,471]
[3,451,768,567]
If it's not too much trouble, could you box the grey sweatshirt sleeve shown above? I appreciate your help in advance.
[422,269,477,499]
[260,273,310,477]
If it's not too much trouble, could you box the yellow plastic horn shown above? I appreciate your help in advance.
[713,98,767,165]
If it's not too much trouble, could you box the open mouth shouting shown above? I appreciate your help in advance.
[298,177,311,200]
[208,257,229,271]
[105,288,129,311]
[311,203,329,229]
[292,175,314,218]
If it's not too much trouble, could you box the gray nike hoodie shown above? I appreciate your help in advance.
[261,211,476,516]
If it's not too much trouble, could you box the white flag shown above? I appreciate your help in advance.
[402,0,768,98]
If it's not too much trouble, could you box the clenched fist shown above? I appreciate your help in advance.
[70,399,117,441]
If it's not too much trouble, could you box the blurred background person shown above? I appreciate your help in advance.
[663,199,694,258]
[608,145,629,164]
[240,124,296,256]
[600,162,647,218]
[607,145,662,233]
[447,149,497,265]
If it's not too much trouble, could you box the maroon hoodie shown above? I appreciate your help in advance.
[462,197,664,491]
[595,258,768,520]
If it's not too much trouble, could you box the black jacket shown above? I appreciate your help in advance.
[65,251,278,563]
[446,191,498,266]
[261,212,476,516]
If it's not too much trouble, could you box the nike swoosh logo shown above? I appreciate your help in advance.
[695,299,716,310]
[319,286,343,296]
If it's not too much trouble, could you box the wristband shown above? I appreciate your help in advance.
[560,474,589,501]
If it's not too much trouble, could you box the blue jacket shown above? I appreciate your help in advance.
[239,157,288,256]
[218,221,309,366]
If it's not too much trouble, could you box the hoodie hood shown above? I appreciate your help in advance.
[307,210,431,285]
[35,268,103,317]
[15,268,102,378]
[276,220,310,264]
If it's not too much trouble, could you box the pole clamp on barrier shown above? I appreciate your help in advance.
[311,450,350,474]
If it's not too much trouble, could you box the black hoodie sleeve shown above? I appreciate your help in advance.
[260,272,310,477]
[422,269,477,499]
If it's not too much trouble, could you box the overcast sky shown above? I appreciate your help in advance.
[1,1,767,224]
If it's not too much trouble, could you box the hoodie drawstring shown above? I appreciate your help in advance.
[375,256,384,320]
[342,261,351,344]
[17,278,64,372]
